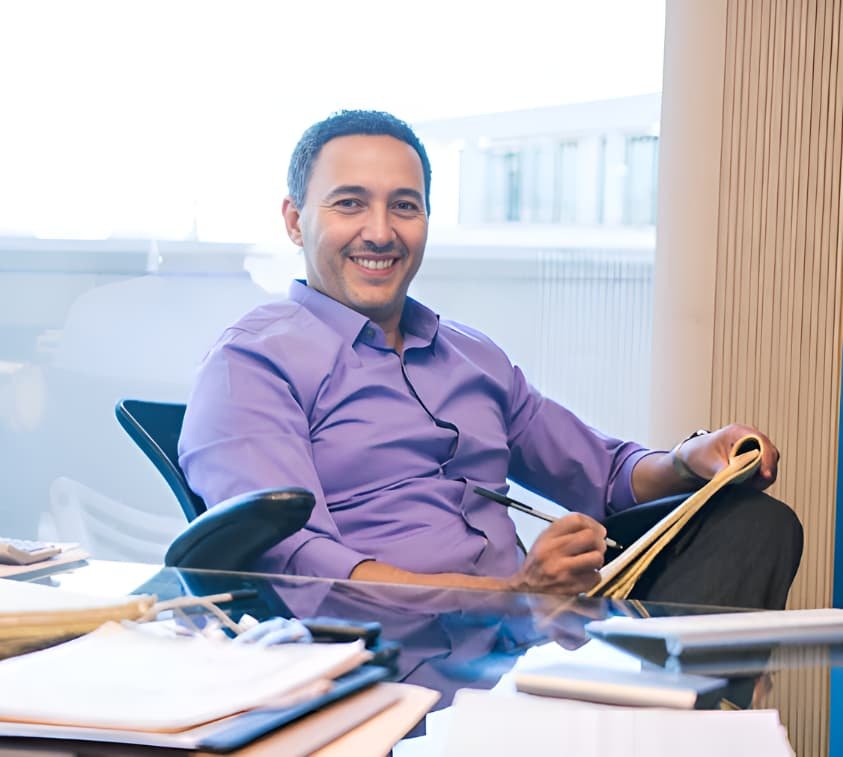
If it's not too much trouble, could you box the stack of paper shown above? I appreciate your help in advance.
[444,690,794,757]
[0,583,441,754]
[0,577,154,658]
[0,623,369,731]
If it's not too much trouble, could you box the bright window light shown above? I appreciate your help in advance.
[0,0,664,243]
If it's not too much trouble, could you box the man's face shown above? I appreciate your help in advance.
[283,134,428,330]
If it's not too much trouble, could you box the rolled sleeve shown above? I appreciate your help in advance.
[607,448,662,512]
[261,535,373,580]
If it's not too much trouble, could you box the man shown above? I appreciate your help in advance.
[179,110,802,608]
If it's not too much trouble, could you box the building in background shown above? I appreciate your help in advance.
[416,93,661,248]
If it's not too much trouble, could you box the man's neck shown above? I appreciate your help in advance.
[369,308,404,353]
[383,327,403,353]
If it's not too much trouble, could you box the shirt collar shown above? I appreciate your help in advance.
[288,279,439,349]
[400,295,440,349]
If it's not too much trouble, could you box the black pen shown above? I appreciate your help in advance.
[473,486,623,550]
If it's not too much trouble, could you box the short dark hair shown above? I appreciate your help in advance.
[287,109,432,215]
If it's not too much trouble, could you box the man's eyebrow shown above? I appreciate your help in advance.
[322,185,425,207]
[392,188,425,205]
[323,185,370,201]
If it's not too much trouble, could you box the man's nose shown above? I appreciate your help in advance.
[360,206,395,248]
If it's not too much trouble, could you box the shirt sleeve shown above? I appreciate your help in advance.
[505,364,653,520]
[178,334,373,579]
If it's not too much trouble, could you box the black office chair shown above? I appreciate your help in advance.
[115,399,315,570]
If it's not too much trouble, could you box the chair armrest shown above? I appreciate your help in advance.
[164,488,315,570]
[602,494,690,551]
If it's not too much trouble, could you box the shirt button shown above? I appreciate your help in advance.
[364,327,375,339]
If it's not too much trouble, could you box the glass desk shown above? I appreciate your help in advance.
[16,561,843,755]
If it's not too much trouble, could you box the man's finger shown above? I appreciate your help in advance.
[549,512,607,539]
[760,443,779,480]
[549,548,605,575]
[539,525,606,562]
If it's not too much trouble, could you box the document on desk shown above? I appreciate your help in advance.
[0,682,439,757]
[0,578,155,658]
[586,608,843,656]
[444,690,794,757]
[0,623,369,732]
[0,577,152,617]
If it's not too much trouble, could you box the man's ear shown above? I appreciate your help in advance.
[282,196,304,247]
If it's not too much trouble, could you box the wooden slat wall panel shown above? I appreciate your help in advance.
[711,1,843,754]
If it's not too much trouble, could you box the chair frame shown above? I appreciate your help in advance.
[115,398,315,569]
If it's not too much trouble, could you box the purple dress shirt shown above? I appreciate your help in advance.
[179,280,651,580]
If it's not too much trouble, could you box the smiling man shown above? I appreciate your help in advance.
[283,132,428,354]
[179,110,802,607]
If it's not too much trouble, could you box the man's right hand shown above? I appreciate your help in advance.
[507,512,607,595]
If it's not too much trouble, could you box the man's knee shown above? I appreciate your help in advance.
[633,485,804,609]
[713,485,803,577]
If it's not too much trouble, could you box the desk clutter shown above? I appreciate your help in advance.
[1,573,831,756]
[0,578,438,755]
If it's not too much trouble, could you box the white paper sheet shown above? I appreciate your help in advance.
[444,690,794,757]
[0,577,134,613]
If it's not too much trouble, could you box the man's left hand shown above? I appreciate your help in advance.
[678,423,779,490]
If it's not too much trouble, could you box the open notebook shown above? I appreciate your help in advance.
[588,435,764,599]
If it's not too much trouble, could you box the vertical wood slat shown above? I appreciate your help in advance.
[711,2,842,755]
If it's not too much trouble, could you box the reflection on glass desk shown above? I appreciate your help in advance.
[17,561,843,753]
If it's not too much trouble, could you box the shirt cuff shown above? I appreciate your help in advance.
[284,535,374,580]
[608,448,663,511]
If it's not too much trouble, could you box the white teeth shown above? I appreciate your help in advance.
[352,258,395,270]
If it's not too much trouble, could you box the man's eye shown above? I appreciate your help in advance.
[394,201,419,212]
[335,198,361,208]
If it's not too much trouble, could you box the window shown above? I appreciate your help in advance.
[0,0,665,555]
[624,135,660,225]
[553,141,578,224]
[483,146,523,223]
[443,98,660,230]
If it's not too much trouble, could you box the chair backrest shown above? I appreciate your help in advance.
[115,399,206,521]
[46,475,184,562]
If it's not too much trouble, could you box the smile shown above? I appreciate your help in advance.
[350,257,397,271]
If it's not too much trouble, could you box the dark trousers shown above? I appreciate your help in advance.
[603,485,803,610]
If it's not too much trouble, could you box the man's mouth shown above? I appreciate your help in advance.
[350,257,397,271]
